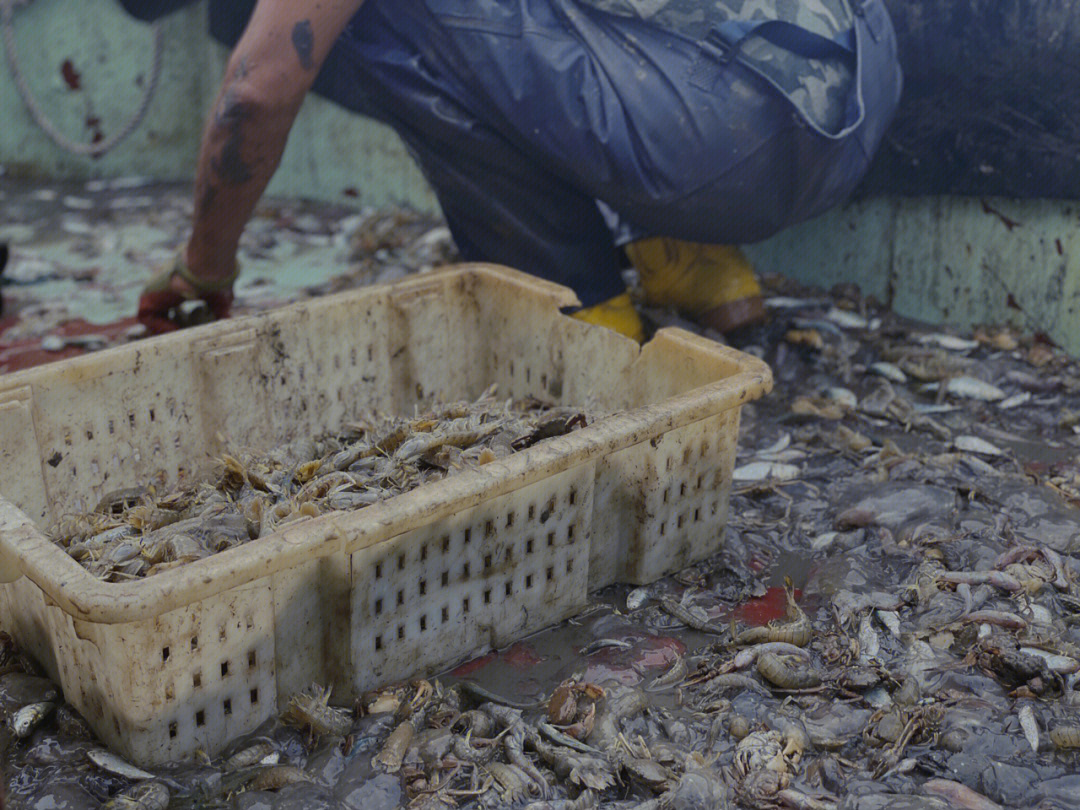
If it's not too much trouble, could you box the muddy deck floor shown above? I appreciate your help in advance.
[3,181,1080,810]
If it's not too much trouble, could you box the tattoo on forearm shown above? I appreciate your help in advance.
[195,183,218,222]
[211,101,254,185]
[209,60,254,186]
[292,20,315,70]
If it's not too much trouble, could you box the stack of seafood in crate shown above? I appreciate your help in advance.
[0,265,769,772]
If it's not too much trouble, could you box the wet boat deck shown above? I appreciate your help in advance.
[3,183,1080,809]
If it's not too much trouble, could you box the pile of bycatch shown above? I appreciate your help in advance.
[48,386,591,581]
[8,270,1080,810]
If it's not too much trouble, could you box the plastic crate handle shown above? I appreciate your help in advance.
[0,501,32,583]
[0,540,20,583]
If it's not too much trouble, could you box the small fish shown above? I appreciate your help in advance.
[459,681,543,710]
[868,362,907,383]
[625,588,651,611]
[538,722,604,754]
[12,702,55,738]
[755,434,791,456]
[912,403,959,415]
[826,308,868,329]
[953,435,1003,456]
[918,334,979,352]
[998,391,1032,409]
[923,778,1003,810]
[791,317,844,338]
[944,376,1005,401]
[87,748,157,780]
[1018,704,1040,752]
[581,638,632,655]
[732,461,800,483]
[764,296,830,310]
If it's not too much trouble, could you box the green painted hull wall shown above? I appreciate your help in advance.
[0,0,435,209]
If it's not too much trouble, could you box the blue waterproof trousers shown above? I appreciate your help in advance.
[129,0,904,306]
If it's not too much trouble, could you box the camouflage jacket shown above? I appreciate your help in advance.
[577,0,856,133]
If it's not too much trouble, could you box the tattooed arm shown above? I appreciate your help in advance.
[183,0,366,286]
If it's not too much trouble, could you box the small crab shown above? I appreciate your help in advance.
[733,730,787,778]
[546,679,605,740]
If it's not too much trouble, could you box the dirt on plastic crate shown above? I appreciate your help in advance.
[0,264,770,766]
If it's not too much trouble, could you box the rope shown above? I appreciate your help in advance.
[1,0,163,158]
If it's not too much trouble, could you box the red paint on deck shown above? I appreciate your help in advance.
[500,642,544,670]
[578,633,685,684]
[450,652,495,678]
[0,318,140,374]
[450,642,543,677]
[728,586,801,626]
[630,635,686,669]
[583,662,641,686]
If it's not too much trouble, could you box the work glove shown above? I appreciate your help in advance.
[137,251,237,335]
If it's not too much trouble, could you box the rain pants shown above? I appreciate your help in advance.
[120,0,903,305]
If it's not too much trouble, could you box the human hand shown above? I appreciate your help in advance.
[137,250,237,335]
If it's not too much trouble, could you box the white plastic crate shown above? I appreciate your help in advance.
[0,264,770,765]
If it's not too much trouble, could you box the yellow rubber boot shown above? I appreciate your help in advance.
[570,291,646,342]
[625,237,766,333]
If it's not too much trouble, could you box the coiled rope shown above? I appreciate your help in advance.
[1,0,163,157]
